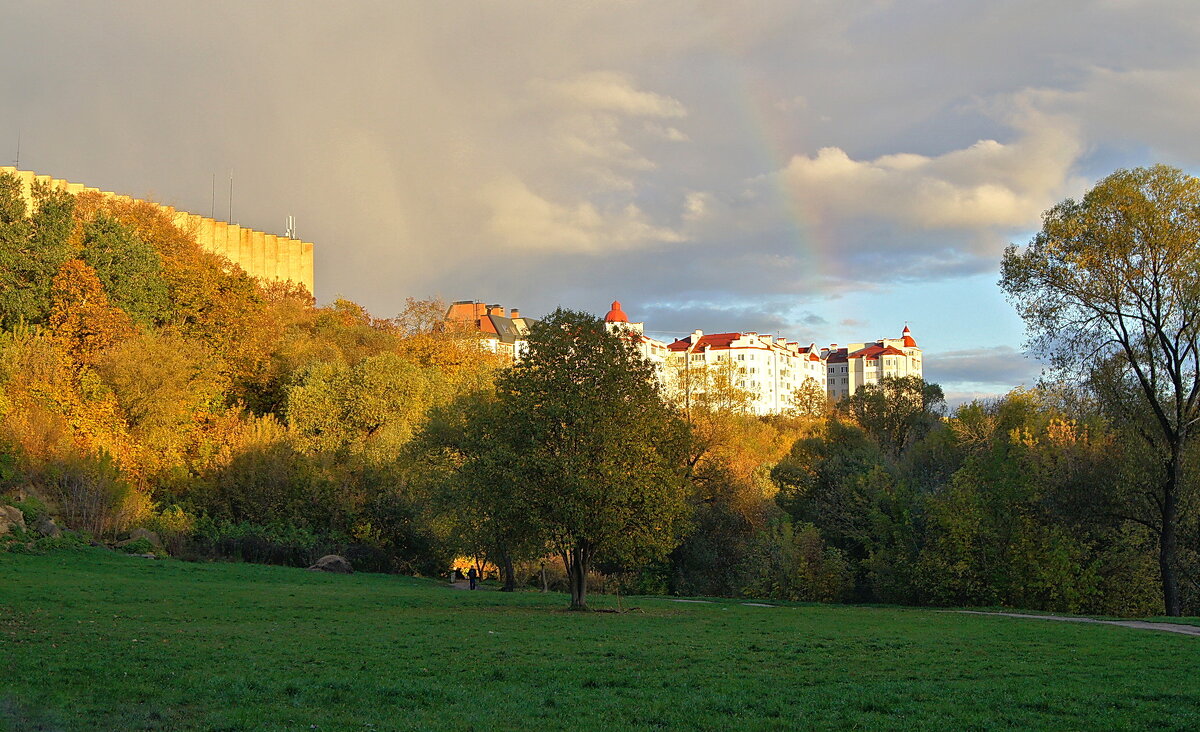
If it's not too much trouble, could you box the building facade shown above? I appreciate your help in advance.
[662,331,828,415]
[822,326,923,402]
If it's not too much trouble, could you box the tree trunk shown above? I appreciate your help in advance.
[566,545,589,610]
[1160,451,1182,616]
[500,550,515,592]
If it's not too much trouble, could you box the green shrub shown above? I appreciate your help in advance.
[3,531,86,555]
[143,504,197,555]
[15,496,48,525]
[117,537,156,555]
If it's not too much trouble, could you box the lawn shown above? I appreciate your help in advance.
[1,548,1198,731]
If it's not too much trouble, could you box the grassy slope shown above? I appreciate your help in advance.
[1,549,1198,731]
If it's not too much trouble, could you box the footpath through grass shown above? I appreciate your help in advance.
[2,548,1198,730]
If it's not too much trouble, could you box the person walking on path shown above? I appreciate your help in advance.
[468,567,478,591]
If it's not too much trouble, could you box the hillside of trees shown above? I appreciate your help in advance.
[1,168,1196,616]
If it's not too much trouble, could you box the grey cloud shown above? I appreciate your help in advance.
[924,346,1044,389]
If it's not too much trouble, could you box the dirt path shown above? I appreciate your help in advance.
[955,610,1200,637]
[443,588,1196,634]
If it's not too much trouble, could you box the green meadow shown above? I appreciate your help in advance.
[2,549,1198,731]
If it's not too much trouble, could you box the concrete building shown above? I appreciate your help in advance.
[0,167,314,293]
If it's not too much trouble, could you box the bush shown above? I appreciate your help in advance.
[142,504,196,556]
[39,453,148,538]
[186,518,326,567]
[2,530,87,555]
[117,537,156,555]
[738,519,854,603]
[14,495,48,525]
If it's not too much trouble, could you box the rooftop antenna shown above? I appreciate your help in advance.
[285,215,296,239]
[228,170,234,224]
[13,128,20,168]
[210,173,215,219]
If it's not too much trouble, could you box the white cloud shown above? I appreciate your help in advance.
[536,71,687,118]
[644,122,689,142]
[777,108,1085,232]
[482,177,685,253]
[1021,65,1200,165]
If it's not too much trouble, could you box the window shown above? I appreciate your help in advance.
[737,354,745,361]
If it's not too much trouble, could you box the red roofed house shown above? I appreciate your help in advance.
[444,300,536,360]
[821,325,923,401]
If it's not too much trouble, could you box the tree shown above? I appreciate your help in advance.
[79,214,171,327]
[49,260,133,368]
[463,308,691,609]
[0,176,75,329]
[1000,164,1200,615]
[843,375,945,457]
[790,376,832,418]
[285,353,437,462]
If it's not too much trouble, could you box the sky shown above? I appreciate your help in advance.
[3,0,1199,406]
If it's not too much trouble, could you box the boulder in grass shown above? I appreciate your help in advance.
[37,517,62,538]
[308,555,353,574]
[0,505,25,535]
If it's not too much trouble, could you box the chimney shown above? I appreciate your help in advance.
[488,304,503,316]
[691,329,703,342]
[510,308,520,318]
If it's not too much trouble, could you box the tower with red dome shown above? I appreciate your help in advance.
[602,299,670,372]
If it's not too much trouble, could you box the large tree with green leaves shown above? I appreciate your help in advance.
[1001,164,1200,616]
[0,175,76,329]
[843,375,945,457]
[465,308,691,609]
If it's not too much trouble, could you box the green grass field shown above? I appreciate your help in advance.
[2,548,1198,731]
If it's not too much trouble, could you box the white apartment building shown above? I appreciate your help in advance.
[822,326,923,402]
[606,302,921,414]
[661,331,828,416]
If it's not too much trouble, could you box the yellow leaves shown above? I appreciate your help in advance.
[49,260,132,369]
[1009,426,1038,448]
[1045,417,1081,447]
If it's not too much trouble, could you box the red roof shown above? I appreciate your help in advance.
[605,300,629,323]
[849,344,907,359]
[902,325,917,348]
[825,347,849,364]
[667,332,740,352]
